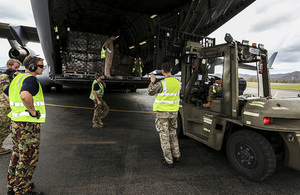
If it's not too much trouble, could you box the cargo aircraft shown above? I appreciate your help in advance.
[0,0,256,91]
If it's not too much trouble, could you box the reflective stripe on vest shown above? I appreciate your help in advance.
[10,101,45,107]
[8,73,46,123]
[89,80,104,100]
[11,112,46,118]
[153,77,181,111]
[101,45,106,59]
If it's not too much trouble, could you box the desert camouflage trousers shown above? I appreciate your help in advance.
[207,84,222,102]
[7,121,40,195]
[93,98,109,124]
[0,115,11,148]
[155,111,180,164]
[105,52,113,76]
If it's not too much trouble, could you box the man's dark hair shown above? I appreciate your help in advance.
[161,62,172,73]
[23,55,43,69]
[95,72,102,79]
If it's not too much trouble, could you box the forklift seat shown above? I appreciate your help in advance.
[210,99,221,112]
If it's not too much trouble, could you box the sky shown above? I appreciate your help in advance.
[0,0,300,74]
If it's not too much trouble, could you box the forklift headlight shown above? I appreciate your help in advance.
[242,40,249,45]
[258,43,264,49]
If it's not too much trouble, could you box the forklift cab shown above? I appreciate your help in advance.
[181,40,269,118]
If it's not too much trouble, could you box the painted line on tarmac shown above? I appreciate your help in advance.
[45,103,155,114]
[273,91,279,98]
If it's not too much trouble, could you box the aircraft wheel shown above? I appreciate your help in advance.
[226,130,276,182]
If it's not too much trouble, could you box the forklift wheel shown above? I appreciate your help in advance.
[226,130,276,182]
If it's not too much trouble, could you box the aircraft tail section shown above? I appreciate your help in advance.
[269,52,278,69]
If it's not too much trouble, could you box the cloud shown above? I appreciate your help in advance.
[248,14,292,33]
[211,0,300,75]
[0,1,34,25]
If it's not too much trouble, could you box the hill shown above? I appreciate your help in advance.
[240,71,300,82]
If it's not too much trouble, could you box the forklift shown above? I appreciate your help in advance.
[178,34,300,181]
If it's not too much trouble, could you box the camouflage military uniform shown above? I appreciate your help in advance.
[207,83,222,102]
[148,81,181,164]
[93,97,109,124]
[0,73,12,149]
[7,121,40,195]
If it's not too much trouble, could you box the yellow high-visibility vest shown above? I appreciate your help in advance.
[132,58,143,73]
[8,73,46,123]
[101,45,106,59]
[153,77,181,111]
[90,80,104,100]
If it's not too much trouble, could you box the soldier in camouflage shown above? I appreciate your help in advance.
[203,78,222,108]
[0,59,21,155]
[148,62,181,168]
[4,56,45,195]
[132,57,144,77]
[90,73,109,128]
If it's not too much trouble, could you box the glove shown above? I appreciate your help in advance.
[26,110,41,119]
[212,84,216,93]
[107,48,112,53]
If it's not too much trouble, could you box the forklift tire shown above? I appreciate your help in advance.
[176,113,185,138]
[226,130,276,182]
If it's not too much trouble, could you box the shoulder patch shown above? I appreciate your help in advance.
[0,74,9,83]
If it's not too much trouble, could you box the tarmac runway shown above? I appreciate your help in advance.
[244,87,300,98]
[1,87,300,195]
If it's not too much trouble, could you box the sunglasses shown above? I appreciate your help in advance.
[37,65,45,69]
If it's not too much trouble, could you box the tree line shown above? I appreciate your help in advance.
[247,77,300,83]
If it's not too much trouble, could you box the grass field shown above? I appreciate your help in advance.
[247,82,300,90]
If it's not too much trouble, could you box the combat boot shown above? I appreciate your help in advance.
[0,148,11,155]
[93,123,103,128]
[27,192,44,195]
[174,157,180,162]
[7,188,14,195]
[162,158,174,168]
[202,102,211,108]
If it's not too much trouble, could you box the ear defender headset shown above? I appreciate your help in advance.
[95,73,101,79]
[28,56,38,72]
